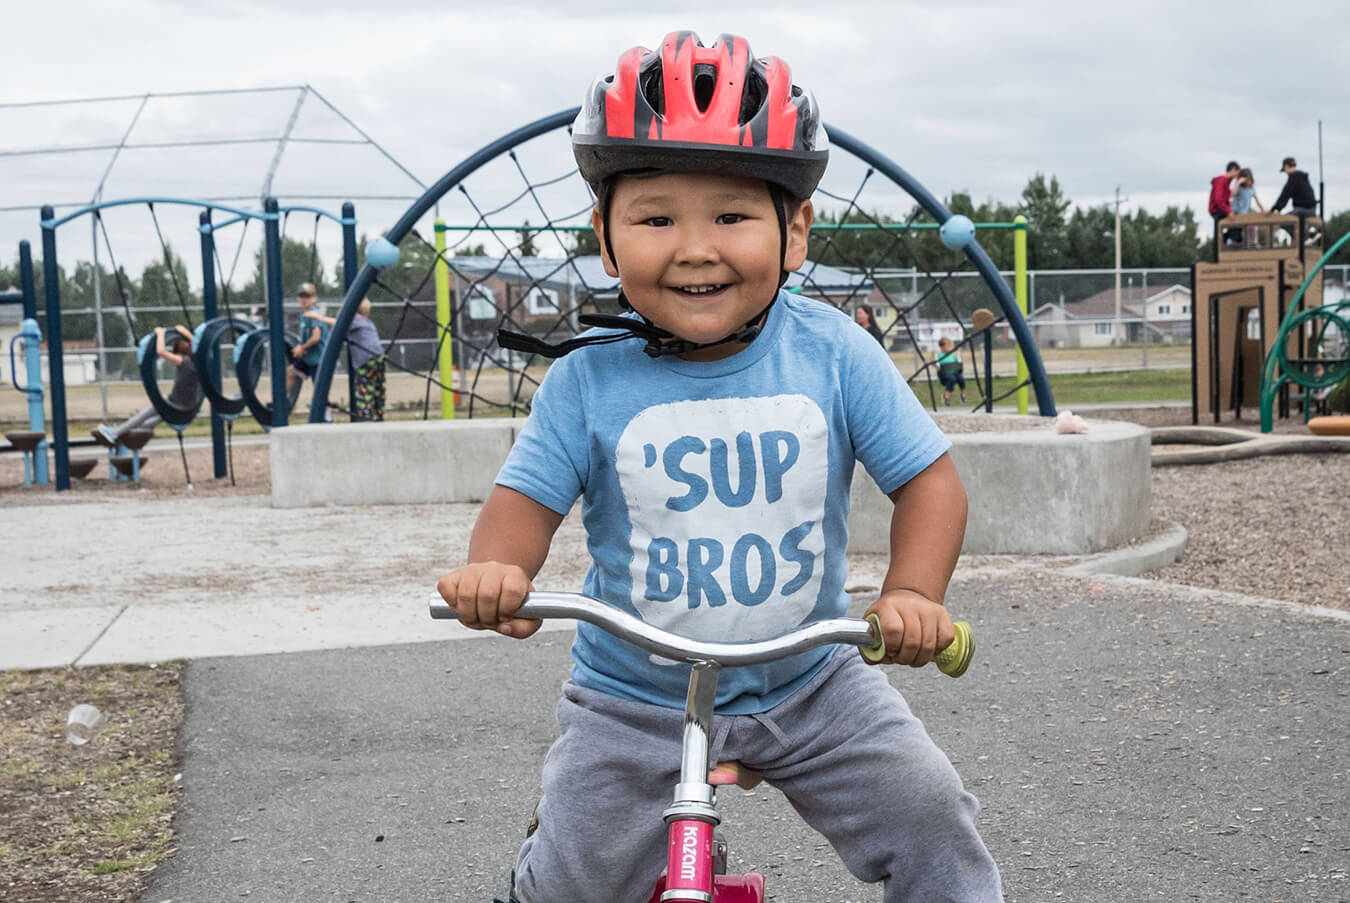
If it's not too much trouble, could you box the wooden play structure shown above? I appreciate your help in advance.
[1191,212,1324,423]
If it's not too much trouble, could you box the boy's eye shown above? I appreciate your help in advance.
[716,213,746,225]
[642,216,672,227]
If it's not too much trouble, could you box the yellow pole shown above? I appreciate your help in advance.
[434,218,455,419]
[1013,214,1029,415]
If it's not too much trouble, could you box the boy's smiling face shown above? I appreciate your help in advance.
[595,171,812,362]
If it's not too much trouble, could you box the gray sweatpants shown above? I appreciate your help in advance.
[514,650,1003,903]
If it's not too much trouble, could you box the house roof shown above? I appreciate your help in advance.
[1062,284,1191,318]
[442,255,872,296]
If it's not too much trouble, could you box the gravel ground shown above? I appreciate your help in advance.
[0,443,270,504]
[1152,454,1350,610]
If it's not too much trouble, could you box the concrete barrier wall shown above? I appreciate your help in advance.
[849,420,1152,555]
[271,420,518,508]
[272,417,1152,555]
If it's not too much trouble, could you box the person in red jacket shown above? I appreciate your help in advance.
[1209,161,1240,249]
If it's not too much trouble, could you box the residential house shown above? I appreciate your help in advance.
[1029,284,1193,347]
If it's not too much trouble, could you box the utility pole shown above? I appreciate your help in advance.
[1113,186,1129,344]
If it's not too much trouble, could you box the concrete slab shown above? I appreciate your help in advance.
[0,605,122,670]
[79,594,578,665]
[0,494,596,669]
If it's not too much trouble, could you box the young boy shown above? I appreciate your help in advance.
[437,32,1003,903]
[287,282,329,394]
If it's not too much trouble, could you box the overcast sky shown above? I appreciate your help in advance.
[3,0,1346,283]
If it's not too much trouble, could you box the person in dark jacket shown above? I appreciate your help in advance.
[1271,157,1318,216]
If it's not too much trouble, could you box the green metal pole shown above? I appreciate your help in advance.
[434,218,455,419]
[1014,215,1030,415]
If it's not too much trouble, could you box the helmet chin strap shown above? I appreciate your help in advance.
[497,183,790,360]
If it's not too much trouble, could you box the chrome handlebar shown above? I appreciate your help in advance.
[429,590,973,676]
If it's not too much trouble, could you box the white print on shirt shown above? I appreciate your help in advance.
[616,394,828,642]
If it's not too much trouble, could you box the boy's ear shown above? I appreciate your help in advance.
[783,199,814,273]
[592,206,619,277]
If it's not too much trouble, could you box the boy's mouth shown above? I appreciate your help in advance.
[672,283,730,297]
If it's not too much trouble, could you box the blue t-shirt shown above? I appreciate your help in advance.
[298,311,330,366]
[1232,186,1255,214]
[495,292,951,714]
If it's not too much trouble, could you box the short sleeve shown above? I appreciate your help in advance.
[494,356,589,516]
[842,327,950,495]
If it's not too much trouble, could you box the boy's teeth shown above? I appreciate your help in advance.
[682,285,722,294]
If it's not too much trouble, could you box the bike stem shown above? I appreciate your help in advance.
[666,661,723,824]
[660,661,723,903]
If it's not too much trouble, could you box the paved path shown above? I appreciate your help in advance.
[4,495,1347,902]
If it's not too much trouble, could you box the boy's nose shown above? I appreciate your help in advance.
[672,226,721,265]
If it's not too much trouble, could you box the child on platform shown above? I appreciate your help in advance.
[437,31,1002,903]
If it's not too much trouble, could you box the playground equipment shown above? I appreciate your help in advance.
[2,242,47,484]
[1192,211,1326,424]
[307,110,1056,423]
[35,197,358,490]
[1256,229,1350,433]
[1150,424,1350,465]
[1307,415,1350,435]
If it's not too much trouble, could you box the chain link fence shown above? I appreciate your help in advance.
[8,254,1347,420]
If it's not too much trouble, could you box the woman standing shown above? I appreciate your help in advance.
[853,304,885,345]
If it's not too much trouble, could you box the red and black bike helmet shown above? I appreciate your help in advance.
[500,33,830,361]
[572,31,829,200]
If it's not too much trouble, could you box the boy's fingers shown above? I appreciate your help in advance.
[872,607,906,665]
[911,610,938,669]
[474,568,504,629]
[935,614,956,655]
[498,568,531,621]
[454,569,485,628]
[498,617,543,640]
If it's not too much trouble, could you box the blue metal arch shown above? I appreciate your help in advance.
[41,196,277,231]
[310,108,1056,419]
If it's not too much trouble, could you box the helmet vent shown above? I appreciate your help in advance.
[639,60,664,116]
[692,63,717,113]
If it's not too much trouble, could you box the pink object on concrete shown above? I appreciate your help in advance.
[1056,411,1090,434]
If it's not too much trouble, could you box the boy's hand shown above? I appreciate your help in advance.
[436,562,542,639]
[863,589,955,668]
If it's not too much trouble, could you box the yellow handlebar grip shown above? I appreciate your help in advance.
[862,612,888,663]
[935,621,974,678]
[862,615,975,677]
